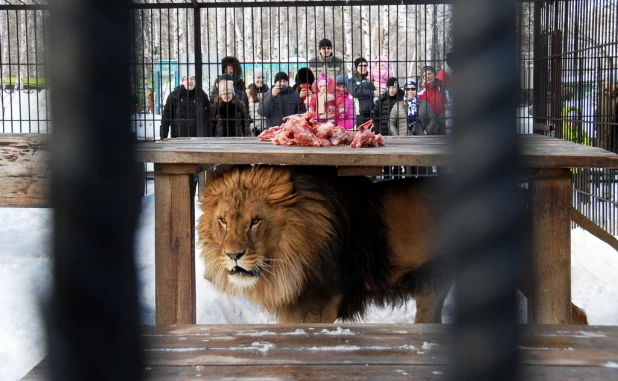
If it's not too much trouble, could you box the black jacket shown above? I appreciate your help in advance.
[258,87,306,128]
[350,75,376,116]
[371,89,404,136]
[160,85,211,139]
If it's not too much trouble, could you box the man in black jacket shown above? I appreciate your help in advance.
[258,72,306,128]
[160,75,211,140]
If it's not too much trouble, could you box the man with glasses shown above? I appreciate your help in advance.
[308,38,346,80]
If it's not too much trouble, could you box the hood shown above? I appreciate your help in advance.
[221,56,243,83]
[295,67,315,85]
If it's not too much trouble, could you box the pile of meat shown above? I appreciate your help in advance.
[257,111,384,148]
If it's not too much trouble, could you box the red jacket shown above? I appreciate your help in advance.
[418,79,446,117]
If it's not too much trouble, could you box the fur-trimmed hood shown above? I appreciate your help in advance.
[221,56,243,83]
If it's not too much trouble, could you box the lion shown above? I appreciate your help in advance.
[197,165,587,324]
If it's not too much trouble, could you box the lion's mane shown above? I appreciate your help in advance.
[197,166,420,322]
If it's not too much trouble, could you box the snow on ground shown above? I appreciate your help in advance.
[0,184,617,380]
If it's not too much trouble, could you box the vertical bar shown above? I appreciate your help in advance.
[194,2,205,136]
[447,1,521,380]
[46,0,142,380]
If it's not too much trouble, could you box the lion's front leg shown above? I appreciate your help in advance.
[414,285,450,323]
[276,296,341,323]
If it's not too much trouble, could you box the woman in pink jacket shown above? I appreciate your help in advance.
[334,75,356,130]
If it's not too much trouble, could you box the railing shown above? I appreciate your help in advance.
[0,0,616,234]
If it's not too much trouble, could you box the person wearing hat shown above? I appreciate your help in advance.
[334,74,355,130]
[241,69,269,136]
[389,79,438,136]
[350,57,378,128]
[220,56,245,96]
[418,65,450,134]
[371,77,404,136]
[307,38,346,80]
[211,76,247,137]
[160,74,211,140]
[258,71,305,128]
[292,67,316,109]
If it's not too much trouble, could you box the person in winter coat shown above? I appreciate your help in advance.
[334,74,355,130]
[389,80,437,136]
[371,77,404,136]
[210,56,246,102]
[308,72,336,123]
[241,69,269,136]
[160,75,211,139]
[211,77,247,137]
[307,38,346,79]
[292,67,315,110]
[418,65,450,134]
[258,72,306,128]
[350,57,378,128]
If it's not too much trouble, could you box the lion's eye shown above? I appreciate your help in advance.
[251,218,261,227]
[219,218,227,225]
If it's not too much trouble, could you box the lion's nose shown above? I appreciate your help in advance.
[226,250,245,261]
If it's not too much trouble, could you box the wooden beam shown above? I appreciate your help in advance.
[528,168,572,324]
[155,170,196,325]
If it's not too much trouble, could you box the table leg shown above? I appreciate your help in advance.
[154,164,200,325]
[528,168,572,324]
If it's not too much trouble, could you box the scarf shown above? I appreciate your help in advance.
[406,96,419,125]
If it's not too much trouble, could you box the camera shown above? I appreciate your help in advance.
[279,85,287,91]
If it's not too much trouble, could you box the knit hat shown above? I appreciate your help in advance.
[335,74,348,87]
[253,69,264,78]
[219,78,234,95]
[422,65,436,75]
[316,72,327,88]
[273,71,289,84]
[405,79,417,88]
[386,77,398,88]
[318,38,332,48]
[354,57,368,68]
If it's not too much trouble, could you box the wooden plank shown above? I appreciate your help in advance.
[22,363,618,381]
[529,169,572,324]
[22,325,618,380]
[135,135,618,169]
[154,163,201,175]
[154,173,196,325]
[0,133,50,207]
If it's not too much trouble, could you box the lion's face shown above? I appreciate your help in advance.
[198,167,339,315]
[209,191,275,289]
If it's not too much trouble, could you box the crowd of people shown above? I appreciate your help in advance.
[159,38,455,140]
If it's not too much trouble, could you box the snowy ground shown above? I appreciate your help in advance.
[0,182,617,380]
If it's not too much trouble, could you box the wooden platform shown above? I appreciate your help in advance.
[23,324,618,380]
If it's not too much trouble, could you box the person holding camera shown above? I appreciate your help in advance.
[258,72,306,129]
[389,80,438,136]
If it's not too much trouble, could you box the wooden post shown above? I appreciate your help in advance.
[154,163,200,325]
[528,168,572,324]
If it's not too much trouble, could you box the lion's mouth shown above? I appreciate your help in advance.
[229,266,258,277]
